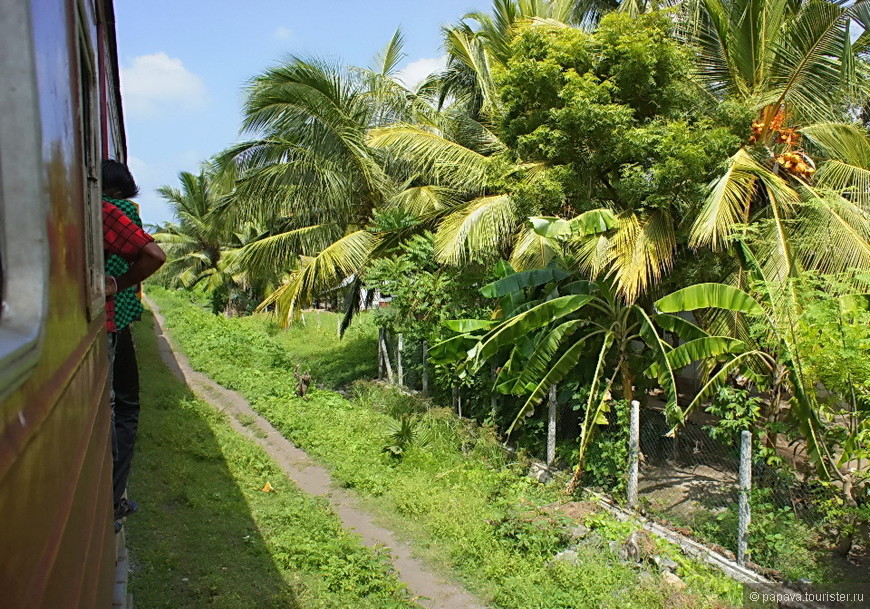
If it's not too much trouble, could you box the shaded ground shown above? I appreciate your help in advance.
[639,463,737,521]
[147,298,487,609]
[126,310,415,609]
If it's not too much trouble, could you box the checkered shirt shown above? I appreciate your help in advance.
[105,197,145,332]
[103,198,154,332]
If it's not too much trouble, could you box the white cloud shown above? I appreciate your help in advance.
[126,155,156,186]
[274,26,293,40]
[120,52,208,119]
[394,55,447,92]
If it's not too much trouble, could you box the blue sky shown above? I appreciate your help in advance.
[115,1,491,226]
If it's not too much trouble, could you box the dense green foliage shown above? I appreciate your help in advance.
[499,14,739,208]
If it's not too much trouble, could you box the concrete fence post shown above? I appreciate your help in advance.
[377,327,384,380]
[627,399,640,509]
[547,385,557,466]
[738,429,752,565]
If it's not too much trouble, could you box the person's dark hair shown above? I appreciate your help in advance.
[101,159,139,199]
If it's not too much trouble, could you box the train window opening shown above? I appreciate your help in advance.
[0,1,48,398]
[78,14,105,322]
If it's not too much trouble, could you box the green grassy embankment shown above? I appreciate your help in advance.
[126,309,414,609]
[147,287,742,609]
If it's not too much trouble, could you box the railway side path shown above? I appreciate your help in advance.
[146,297,487,609]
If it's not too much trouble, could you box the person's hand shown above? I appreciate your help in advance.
[105,276,118,298]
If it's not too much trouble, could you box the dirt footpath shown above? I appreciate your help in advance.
[147,298,487,609]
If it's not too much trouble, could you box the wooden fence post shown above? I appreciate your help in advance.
[379,329,394,384]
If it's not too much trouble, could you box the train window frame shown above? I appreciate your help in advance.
[77,1,105,321]
[0,0,49,397]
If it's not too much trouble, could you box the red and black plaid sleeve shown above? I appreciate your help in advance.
[102,200,154,261]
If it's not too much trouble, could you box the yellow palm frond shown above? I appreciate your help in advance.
[509,224,558,270]
[389,185,460,216]
[610,211,676,303]
[435,195,518,265]
[368,124,492,193]
[257,230,379,327]
[795,187,870,274]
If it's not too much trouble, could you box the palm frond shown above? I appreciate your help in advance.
[372,28,406,76]
[236,224,344,276]
[509,224,559,270]
[794,186,870,273]
[691,148,758,249]
[258,230,380,327]
[389,185,461,216]
[368,123,492,193]
[610,210,676,303]
[770,0,854,121]
[435,195,519,265]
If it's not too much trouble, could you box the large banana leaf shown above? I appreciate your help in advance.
[504,320,587,395]
[480,267,569,298]
[470,294,593,364]
[678,350,774,427]
[561,280,598,295]
[429,333,481,365]
[571,334,619,480]
[444,319,498,332]
[505,337,591,436]
[647,337,747,377]
[529,209,617,239]
[654,313,709,341]
[637,307,679,424]
[655,283,764,315]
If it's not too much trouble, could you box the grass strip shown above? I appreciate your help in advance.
[126,309,415,609]
[148,287,742,609]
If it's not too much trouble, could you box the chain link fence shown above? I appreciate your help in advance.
[625,403,867,583]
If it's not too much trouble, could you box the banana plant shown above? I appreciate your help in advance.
[652,243,844,480]
[436,265,722,493]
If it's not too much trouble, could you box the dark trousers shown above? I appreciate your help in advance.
[112,325,140,509]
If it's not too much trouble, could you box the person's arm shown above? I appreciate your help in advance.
[103,202,166,297]
[105,243,165,297]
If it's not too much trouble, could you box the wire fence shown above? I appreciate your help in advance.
[626,404,864,582]
[636,406,744,555]
[373,331,867,583]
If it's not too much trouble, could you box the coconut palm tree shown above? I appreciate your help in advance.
[377,4,590,273]
[216,33,435,327]
[153,169,267,313]
[681,0,870,285]
[153,169,231,289]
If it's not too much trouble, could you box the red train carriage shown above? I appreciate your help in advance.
[1,0,127,606]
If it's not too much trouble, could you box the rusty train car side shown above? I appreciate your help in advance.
[0,0,126,606]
